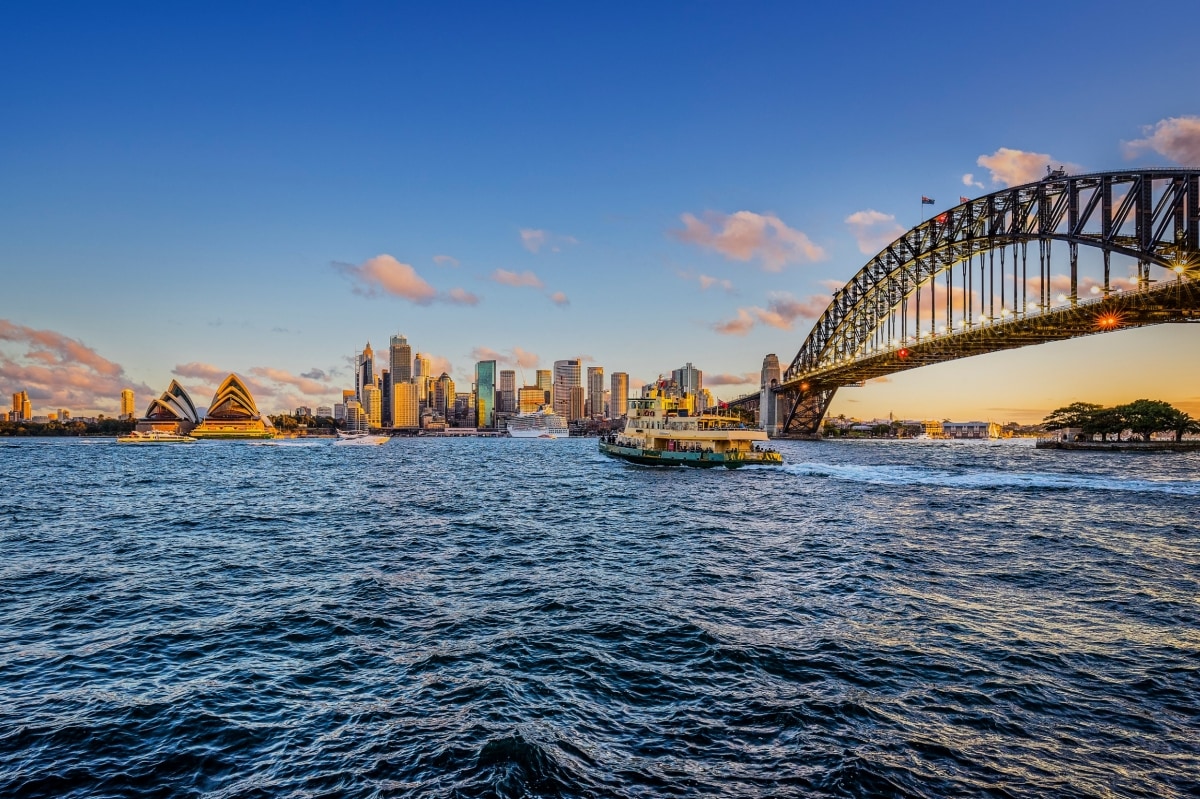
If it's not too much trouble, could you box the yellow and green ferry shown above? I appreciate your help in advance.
[599,387,782,469]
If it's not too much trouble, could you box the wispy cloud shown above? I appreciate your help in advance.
[844,209,907,255]
[519,228,578,254]
[976,148,1081,187]
[432,254,459,267]
[467,346,540,370]
[672,211,825,271]
[248,366,335,397]
[549,291,569,307]
[962,173,985,189]
[705,372,758,386]
[333,254,476,305]
[490,269,544,288]
[0,320,153,414]
[1124,116,1200,166]
[677,270,735,293]
[711,292,829,336]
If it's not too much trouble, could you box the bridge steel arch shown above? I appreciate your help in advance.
[771,168,1200,437]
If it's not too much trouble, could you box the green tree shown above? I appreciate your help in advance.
[1163,407,1200,442]
[1082,407,1126,441]
[1117,399,1179,441]
[1043,402,1103,430]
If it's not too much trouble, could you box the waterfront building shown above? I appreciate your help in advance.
[759,354,782,435]
[697,388,713,415]
[498,370,516,414]
[553,359,581,418]
[58,409,70,421]
[316,405,332,417]
[136,379,201,434]
[294,406,312,417]
[390,334,412,383]
[586,366,604,417]
[453,392,475,427]
[362,384,382,428]
[119,389,135,420]
[414,352,433,408]
[190,374,276,439]
[393,381,420,428]
[333,404,346,421]
[475,360,497,429]
[943,421,1002,439]
[672,362,703,398]
[517,386,545,413]
[569,385,586,421]
[356,342,375,402]
[535,369,552,405]
[381,369,392,427]
[609,372,628,419]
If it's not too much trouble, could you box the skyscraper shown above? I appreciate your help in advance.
[475,360,497,428]
[672,362,702,397]
[11,391,30,422]
[536,369,552,405]
[393,381,419,428]
[610,372,628,419]
[361,383,382,428]
[498,370,516,414]
[553,359,581,418]
[586,366,604,417]
[357,342,375,401]
[518,386,545,413]
[390,334,412,383]
[413,352,432,407]
[435,373,455,417]
[120,389,135,420]
[569,385,586,421]
[381,369,392,427]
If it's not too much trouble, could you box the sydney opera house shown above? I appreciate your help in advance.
[136,374,275,439]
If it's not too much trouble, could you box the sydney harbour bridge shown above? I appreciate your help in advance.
[730,169,1200,437]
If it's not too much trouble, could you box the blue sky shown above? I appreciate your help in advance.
[2,2,1199,420]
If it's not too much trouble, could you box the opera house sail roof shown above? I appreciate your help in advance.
[136,380,201,433]
[190,374,276,439]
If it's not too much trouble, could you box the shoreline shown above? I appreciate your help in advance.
[1035,440,1200,451]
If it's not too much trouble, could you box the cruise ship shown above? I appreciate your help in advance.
[506,407,569,438]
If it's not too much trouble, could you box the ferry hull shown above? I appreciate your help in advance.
[599,442,782,469]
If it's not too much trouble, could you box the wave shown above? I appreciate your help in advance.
[782,461,1200,495]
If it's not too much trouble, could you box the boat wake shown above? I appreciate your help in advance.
[781,461,1200,495]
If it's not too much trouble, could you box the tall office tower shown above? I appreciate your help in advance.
[454,392,475,426]
[610,372,629,419]
[357,342,375,401]
[390,334,412,383]
[381,369,392,426]
[475,360,497,429]
[697,388,713,414]
[120,388,135,420]
[553,359,581,417]
[536,369,552,405]
[361,384,382,428]
[334,404,346,421]
[413,352,432,407]
[498,370,516,413]
[11,391,31,421]
[586,366,604,417]
[760,353,782,434]
[672,362,703,397]
[518,386,545,413]
[393,381,420,428]
[435,373,455,417]
[569,385,586,421]
[344,400,366,432]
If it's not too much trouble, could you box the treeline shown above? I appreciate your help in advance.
[1043,400,1200,442]
[268,414,341,432]
[0,418,137,437]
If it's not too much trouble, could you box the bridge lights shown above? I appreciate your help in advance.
[1096,313,1120,329]
[897,347,910,360]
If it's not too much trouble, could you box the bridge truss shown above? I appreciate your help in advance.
[764,169,1200,436]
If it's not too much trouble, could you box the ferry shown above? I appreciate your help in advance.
[599,387,782,469]
[116,430,198,444]
[334,430,390,446]
[507,406,569,439]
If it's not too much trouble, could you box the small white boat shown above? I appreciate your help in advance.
[334,431,390,446]
[116,430,198,444]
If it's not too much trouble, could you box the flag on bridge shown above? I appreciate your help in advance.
[960,195,971,204]
[921,196,935,205]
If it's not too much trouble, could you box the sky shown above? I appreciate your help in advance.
[2,1,1199,422]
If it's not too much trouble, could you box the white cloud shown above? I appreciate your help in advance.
[491,269,544,288]
[844,209,907,255]
[1124,116,1200,166]
[711,292,829,336]
[520,229,547,253]
[976,148,1082,187]
[432,254,459,267]
[549,291,569,306]
[672,210,825,271]
[333,255,476,306]
[962,173,985,189]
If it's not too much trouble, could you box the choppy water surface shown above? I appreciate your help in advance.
[1,437,1197,798]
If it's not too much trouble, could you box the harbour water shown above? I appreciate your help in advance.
[1,437,1197,797]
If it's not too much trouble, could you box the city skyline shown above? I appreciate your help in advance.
[2,4,1200,422]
